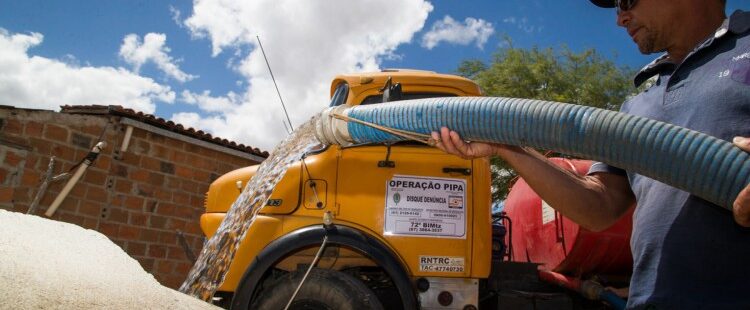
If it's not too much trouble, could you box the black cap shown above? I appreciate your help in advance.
[590,0,615,8]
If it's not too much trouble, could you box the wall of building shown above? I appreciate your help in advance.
[0,107,263,289]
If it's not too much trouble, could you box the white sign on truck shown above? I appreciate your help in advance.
[384,175,466,238]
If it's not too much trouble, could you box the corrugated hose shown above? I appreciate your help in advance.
[315,97,750,211]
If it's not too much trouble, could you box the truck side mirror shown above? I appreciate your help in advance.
[381,77,403,103]
[384,83,403,102]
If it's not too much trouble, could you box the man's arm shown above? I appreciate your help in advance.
[432,127,634,231]
[732,137,750,227]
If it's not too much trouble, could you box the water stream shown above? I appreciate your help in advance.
[179,115,323,301]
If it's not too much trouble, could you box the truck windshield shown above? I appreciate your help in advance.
[359,92,457,105]
[329,83,349,107]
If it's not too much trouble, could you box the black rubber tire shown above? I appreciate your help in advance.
[251,268,385,310]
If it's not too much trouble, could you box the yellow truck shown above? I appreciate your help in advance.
[199,69,623,310]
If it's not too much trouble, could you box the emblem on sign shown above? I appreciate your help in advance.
[393,193,401,204]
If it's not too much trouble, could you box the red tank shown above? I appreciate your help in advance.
[504,158,633,276]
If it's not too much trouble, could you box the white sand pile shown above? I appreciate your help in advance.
[0,210,220,309]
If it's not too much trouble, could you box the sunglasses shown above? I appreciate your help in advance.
[616,0,639,14]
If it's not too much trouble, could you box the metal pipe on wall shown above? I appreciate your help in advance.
[45,142,106,217]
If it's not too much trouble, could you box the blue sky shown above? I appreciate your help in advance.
[0,0,744,150]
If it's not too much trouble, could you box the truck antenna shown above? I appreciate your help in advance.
[256,35,294,133]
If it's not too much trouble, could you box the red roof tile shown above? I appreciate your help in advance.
[60,105,269,158]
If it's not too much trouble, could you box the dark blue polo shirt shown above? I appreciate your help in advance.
[589,10,750,310]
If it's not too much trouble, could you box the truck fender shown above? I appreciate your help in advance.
[230,225,418,309]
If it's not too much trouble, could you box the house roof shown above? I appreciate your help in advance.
[60,105,269,158]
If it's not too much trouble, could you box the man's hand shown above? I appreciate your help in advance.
[431,127,498,159]
[733,136,750,227]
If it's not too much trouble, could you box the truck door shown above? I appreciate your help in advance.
[335,144,476,278]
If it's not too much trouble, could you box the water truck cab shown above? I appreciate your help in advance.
[199,69,632,309]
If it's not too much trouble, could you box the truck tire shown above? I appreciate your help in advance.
[250,268,385,310]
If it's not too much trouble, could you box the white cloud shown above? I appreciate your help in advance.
[177,0,434,150]
[169,5,183,27]
[0,28,174,114]
[179,90,240,113]
[119,33,197,82]
[421,15,494,50]
[171,112,228,134]
[502,16,541,34]
[58,54,81,67]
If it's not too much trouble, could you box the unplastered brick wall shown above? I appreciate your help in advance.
[0,106,264,289]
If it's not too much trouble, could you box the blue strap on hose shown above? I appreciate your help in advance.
[344,97,750,211]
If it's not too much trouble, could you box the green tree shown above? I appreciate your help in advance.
[457,44,637,202]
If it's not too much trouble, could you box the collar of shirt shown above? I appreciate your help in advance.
[633,10,750,87]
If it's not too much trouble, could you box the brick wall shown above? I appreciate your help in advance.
[0,107,263,289]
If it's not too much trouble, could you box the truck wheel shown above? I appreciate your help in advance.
[250,268,385,310]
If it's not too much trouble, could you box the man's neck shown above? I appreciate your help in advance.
[667,10,726,64]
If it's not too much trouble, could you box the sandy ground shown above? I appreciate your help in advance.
[0,209,220,309]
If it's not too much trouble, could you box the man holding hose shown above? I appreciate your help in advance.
[433,0,750,308]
